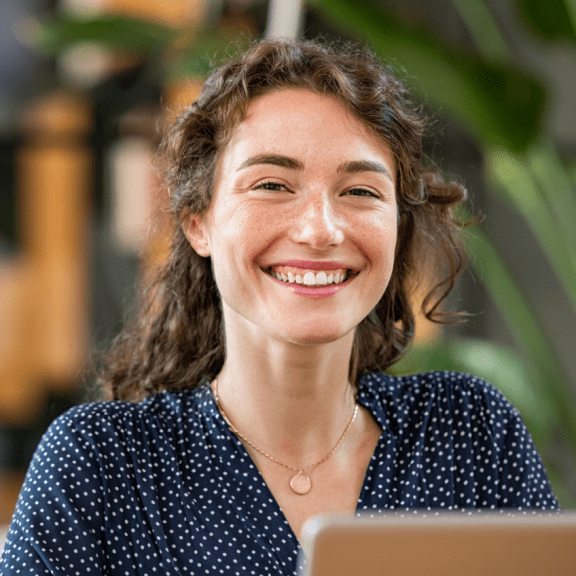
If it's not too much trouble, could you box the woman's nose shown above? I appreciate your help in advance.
[288,195,345,249]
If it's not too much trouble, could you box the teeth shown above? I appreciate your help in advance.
[316,271,327,285]
[303,272,316,286]
[270,268,350,286]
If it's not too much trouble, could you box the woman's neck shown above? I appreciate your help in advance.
[215,326,357,468]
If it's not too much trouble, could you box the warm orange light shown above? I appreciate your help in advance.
[101,0,205,27]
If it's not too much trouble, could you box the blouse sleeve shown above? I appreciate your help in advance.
[464,375,558,509]
[496,401,558,509]
[0,406,109,575]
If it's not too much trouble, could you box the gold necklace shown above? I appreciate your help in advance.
[212,377,358,495]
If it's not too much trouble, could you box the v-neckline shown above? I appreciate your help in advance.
[203,380,389,559]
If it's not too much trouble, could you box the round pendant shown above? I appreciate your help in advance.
[289,473,312,495]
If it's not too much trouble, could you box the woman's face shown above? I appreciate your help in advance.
[184,88,398,347]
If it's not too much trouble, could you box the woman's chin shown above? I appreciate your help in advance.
[273,321,353,347]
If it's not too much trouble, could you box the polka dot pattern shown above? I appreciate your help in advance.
[0,371,558,574]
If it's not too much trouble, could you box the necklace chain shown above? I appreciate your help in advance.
[212,377,358,479]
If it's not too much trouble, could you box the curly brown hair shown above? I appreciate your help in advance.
[98,38,468,402]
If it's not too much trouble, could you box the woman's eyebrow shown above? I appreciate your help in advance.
[237,155,392,182]
[338,160,393,181]
[237,154,304,171]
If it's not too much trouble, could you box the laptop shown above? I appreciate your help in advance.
[298,510,576,576]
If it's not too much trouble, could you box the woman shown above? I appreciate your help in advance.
[1,39,557,575]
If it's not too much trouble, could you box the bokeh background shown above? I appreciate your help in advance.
[1,0,575,533]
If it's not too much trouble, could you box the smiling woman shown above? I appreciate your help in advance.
[0,39,558,576]
[109,39,469,399]
[182,87,398,352]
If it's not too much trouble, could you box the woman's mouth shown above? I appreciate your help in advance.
[264,265,354,287]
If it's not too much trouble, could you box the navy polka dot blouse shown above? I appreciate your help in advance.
[1,371,558,574]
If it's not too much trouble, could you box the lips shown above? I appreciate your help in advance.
[271,260,352,271]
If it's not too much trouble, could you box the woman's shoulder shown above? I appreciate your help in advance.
[360,369,508,398]
[358,370,520,425]
[45,384,212,447]
[359,371,558,509]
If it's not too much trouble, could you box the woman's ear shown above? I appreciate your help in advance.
[181,211,211,257]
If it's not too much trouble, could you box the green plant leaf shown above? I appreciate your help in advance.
[466,227,576,451]
[514,0,576,42]
[527,140,576,257]
[311,0,545,153]
[31,15,178,55]
[487,146,576,315]
[450,0,511,61]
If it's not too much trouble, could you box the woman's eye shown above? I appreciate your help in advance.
[345,187,379,198]
[253,181,288,192]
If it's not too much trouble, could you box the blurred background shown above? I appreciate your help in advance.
[1,0,575,530]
